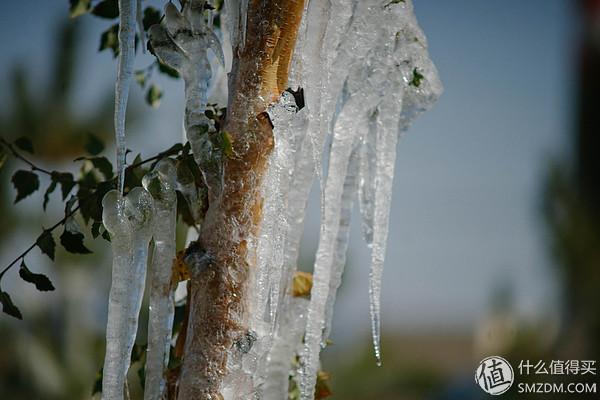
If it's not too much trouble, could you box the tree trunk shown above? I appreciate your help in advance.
[177,2,305,398]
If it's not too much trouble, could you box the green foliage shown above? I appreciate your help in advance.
[0,291,22,320]
[146,84,163,108]
[36,230,56,261]
[409,67,425,87]
[19,260,55,291]
[1,133,208,319]
[92,0,119,19]
[60,225,93,254]
[99,24,119,57]
[69,0,91,18]
[11,170,39,203]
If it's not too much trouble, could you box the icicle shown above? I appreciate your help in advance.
[142,159,177,400]
[300,88,376,399]
[240,0,249,49]
[114,0,137,194]
[136,0,145,53]
[358,0,443,366]
[263,296,309,400]
[102,187,154,400]
[322,139,361,342]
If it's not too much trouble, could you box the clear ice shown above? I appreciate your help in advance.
[142,160,178,400]
[130,0,442,398]
[114,0,137,194]
[148,1,223,181]
[101,187,155,400]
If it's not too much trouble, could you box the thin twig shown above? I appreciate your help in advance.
[0,143,184,282]
[0,137,52,175]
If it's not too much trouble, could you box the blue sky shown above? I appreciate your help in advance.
[0,0,577,341]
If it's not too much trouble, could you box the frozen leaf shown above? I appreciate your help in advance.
[292,271,312,298]
[36,230,56,261]
[158,62,179,78]
[409,67,424,87]
[19,260,55,291]
[0,291,22,320]
[12,170,39,203]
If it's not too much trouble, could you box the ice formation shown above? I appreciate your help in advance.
[114,0,137,194]
[101,0,440,397]
[255,1,441,398]
[101,188,155,400]
[148,1,223,184]
[142,160,178,400]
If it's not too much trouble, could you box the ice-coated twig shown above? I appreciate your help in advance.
[102,187,155,400]
[148,1,223,191]
[142,160,178,400]
[115,0,138,194]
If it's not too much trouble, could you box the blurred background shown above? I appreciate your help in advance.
[0,0,598,399]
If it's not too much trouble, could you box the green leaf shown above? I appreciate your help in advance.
[56,172,76,200]
[78,181,113,223]
[19,260,55,291]
[134,70,146,87]
[91,0,118,19]
[90,156,114,180]
[61,216,92,254]
[60,230,92,254]
[101,228,111,242]
[11,170,39,203]
[14,137,34,154]
[69,0,91,18]
[158,62,180,78]
[0,291,22,320]
[91,222,103,239]
[142,7,162,30]
[36,230,56,261]
[221,131,235,159]
[92,367,103,395]
[99,24,119,57]
[85,134,105,156]
[43,180,57,210]
[146,84,163,108]
[409,67,425,87]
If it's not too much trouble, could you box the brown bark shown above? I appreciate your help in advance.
[177,2,305,399]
